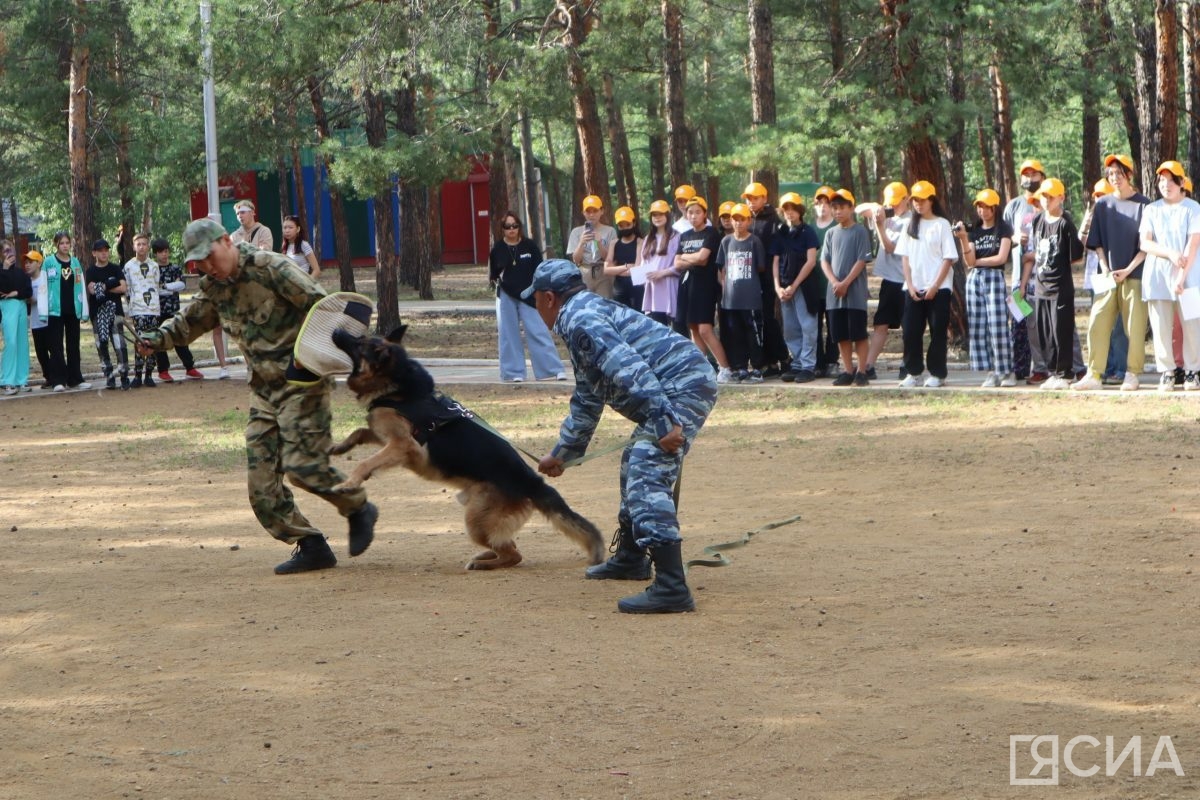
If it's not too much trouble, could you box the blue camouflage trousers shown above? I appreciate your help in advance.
[620,380,718,548]
[246,379,367,543]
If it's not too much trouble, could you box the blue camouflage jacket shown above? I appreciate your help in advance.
[551,291,715,460]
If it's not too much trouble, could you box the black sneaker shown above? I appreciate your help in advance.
[762,365,782,378]
[143,374,156,388]
[347,501,378,557]
[853,370,869,387]
[120,376,130,391]
[794,369,816,383]
[735,369,749,383]
[106,376,117,390]
[780,369,798,383]
[1175,366,1186,387]
[865,367,877,380]
[832,371,855,387]
[130,376,142,389]
[274,535,337,574]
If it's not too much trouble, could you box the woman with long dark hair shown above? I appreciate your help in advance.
[41,232,90,391]
[280,215,320,278]
[897,181,958,388]
[488,212,564,382]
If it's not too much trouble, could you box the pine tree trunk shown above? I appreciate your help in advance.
[601,74,630,210]
[1079,0,1103,192]
[311,155,324,265]
[747,0,778,198]
[558,2,609,203]
[1095,0,1143,186]
[989,59,1016,202]
[68,1,96,262]
[662,0,688,188]
[570,133,585,230]
[1185,1,1200,181]
[941,3,967,220]
[275,153,289,224]
[364,87,401,330]
[647,96,666,202]
[883,0,946,191]
[542,118,566,256]
[1133,19,1158,193]
[518,108,544,252]
[1155,0,1179,163]
[976,118,994,192]
[291,140,307,233]
[396,82,433,299]
[306,75,354,290]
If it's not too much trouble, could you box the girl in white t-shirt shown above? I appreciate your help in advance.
[896,181,958,387]
[1139,161,1200,391]
[280,215,320,278]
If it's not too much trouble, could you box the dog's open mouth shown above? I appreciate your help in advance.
[332,328,364,374]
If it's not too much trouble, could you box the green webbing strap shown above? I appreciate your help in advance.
[466,414,656,468]
[684,514,804,572]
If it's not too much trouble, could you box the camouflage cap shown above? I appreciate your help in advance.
[521,258,584,299]
[182,218,228,262]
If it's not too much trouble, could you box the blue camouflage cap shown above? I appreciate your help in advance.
[520,258,584,299]
[182,218,229,262]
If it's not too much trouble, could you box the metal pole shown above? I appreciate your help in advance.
[200,0,220,222]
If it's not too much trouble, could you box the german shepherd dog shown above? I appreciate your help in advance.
[329,327,605,570]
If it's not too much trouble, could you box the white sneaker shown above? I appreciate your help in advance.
[217,367,230,380]
[555,372,567,381]
[999,372,1017,387]
[1120,372,1140,392]
[1187,372,1200,391]
[3,387,16,396]
[1041,375,1070,390]
[509,377,524,383]
[899,373,922,388]
[980,374,1000,388]
[1070,373,1103,391]
[923,376,944,388]
[716,367,734,384]
[52,384,65,393]
[76,382,91,390]
[1158,372,1176,392]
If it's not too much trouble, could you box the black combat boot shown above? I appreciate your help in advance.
[617,541,695,614]
[585,518,651,580]
[347,501,378,557]
[274,534,337,574]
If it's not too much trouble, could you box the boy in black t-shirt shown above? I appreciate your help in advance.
[1021,179,1083,389]
[84,239,130,389]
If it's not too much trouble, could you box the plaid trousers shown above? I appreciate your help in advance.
[966,268,1013,374]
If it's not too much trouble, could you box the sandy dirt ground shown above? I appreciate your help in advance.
[2,380,1199,799]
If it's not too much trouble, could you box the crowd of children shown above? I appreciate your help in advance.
[572,155,1200,392]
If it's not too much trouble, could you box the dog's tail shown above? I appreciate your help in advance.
[531,484,606,565]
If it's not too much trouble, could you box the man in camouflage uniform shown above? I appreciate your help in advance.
[137,218,378,575]
[526,259,717,613]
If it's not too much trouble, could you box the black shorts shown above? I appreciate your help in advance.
[678,268,719,327]
[874,279,904,328]
[827,308,869,343]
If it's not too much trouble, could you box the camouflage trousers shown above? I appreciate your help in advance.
[619,380,718,548]
[246,379,367,543]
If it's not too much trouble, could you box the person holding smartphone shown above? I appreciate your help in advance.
[567,195,616,299]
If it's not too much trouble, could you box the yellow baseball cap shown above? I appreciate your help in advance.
[831,188,856,205]
[1104,154,1134,172]
[1185,176,1194,194]
[883,181,908,205]
[686,197,708,212]
[973,188,1001,208]
[581,195,603,211]
[613,206,636,224]
[674,184,696,201]
[778,192,804,210]
[1157,160,1186,178]
[648,199,671,215]
[910,180,937,200]
[23,250,43,265]
[1035,177,1066,199]
[729,203,751,219]
[1019,159,1046,175]
[1093,179,1114,198]
[718,201,736,217]
[741,182,767,199]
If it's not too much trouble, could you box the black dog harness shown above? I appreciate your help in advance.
[369,392,476,445]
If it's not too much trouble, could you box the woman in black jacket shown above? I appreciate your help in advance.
[489,213,565,382]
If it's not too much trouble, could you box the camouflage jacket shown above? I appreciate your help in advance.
[147,243,326,388]
[551,291,716,461]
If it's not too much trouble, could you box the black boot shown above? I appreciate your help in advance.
[274,534,337,574]
[585,519,651,580]
[617,541,695,614]
[347,501,378,557]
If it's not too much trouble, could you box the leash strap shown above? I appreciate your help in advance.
[466,414,655,468]
[684,514,804,572]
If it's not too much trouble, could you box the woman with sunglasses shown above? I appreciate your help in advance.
[488,212,565,382]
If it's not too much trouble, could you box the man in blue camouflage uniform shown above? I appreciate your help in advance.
[136,218,378,575]
[525,259,717,613]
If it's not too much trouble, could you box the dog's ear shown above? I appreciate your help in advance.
[384,324,408,344]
